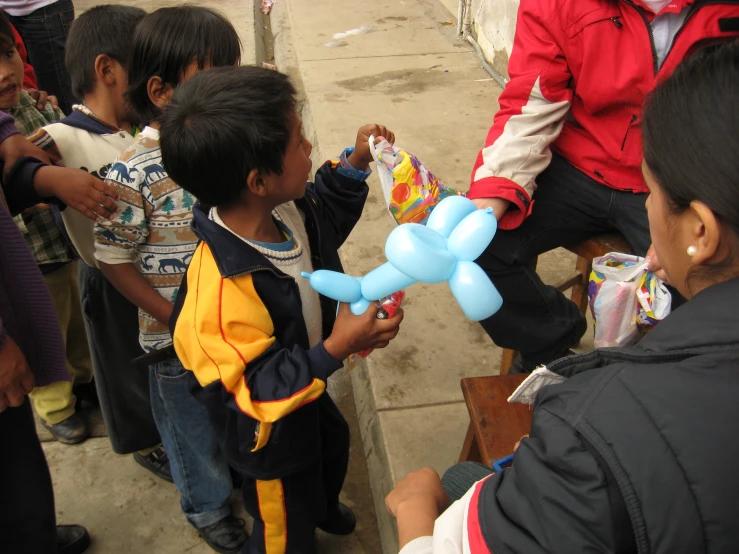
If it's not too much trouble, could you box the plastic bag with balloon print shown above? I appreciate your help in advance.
[344,290,405,373]
[588,252,671,348]
[369,136,465,225]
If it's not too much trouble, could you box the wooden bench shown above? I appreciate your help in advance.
[458,374,533,465]
[499,233,633,375]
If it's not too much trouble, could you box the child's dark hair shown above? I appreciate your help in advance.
[64,5,146,100]
[643,41,739,240]
[160,66,297,206]
[0,10,15,51]
[126,6,241,123]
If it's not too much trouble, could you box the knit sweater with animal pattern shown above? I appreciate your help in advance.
[93,126,198,353]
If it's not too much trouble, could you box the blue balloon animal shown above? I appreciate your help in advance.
[301,196,503,321]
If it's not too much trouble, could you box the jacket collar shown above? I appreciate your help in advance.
[549,278,739,377]
[633,277,739,352]
[627,0,694,16]
[191,202,288,278]
[60,105,126,135]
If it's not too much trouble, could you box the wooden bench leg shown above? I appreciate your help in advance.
[499,349,516,376]
[459,421,482,463]
[570,256,592,348]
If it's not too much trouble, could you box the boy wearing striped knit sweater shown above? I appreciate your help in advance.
[162,66,404,554]
[93,7,247,552]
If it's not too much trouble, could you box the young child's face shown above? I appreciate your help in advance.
[270,111,313,203]
[0,39,24,110]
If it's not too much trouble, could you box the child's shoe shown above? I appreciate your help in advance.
[317,503,356,536]
[42,413,89,445]
[198,515,248,553]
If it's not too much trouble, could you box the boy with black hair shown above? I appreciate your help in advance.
[161,65,404,554]
[26,4,172,477]
[94,7,247,553]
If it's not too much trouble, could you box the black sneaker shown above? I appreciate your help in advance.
[57,524,91,554]
[42,413,89,445]
[510,313,587,374]
[133,446,173,482]
[198,515,249,554]
[317,503,356,536]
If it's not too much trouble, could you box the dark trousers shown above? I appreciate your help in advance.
[241,394,350,554]
[0,400,57,553]
[80,263,160,454]
[477,155,652,365]
[10,0,76,114]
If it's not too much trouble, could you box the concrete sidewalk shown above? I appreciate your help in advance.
[270,1,582,551]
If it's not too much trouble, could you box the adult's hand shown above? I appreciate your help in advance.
[0,336,35,413]
[34,166,120,222]
[646,244,668,283]
[386,467,449,516]
[514,434,529,452]
[387,468,450,549]
[472,197,510,220]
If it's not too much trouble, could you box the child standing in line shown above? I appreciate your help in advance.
[161,66,404,554]
[26,4,172,479]
[0,9,94,446]
[93,7,246,553]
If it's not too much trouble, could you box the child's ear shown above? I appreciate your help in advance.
[246,168,269,197]
[147,75,174,112]
[94,54,116,86]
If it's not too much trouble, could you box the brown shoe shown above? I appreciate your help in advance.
[42,413,89,445]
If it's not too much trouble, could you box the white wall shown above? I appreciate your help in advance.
[465,0,519,77]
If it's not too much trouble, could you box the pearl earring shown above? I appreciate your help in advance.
[687,246,697,257]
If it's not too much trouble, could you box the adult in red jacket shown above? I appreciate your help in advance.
[470,0,739,371]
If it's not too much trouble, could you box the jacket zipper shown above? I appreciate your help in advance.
[229,266,295,281]
[303,196,323,260]
[621,115,637,150]
[623,0,659,75]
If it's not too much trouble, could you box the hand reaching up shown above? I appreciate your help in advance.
[347,124,396,171]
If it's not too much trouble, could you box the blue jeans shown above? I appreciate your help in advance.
[9,0,76,114]
[149,358,233,528]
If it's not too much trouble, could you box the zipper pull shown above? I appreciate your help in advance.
[611,17,623,28]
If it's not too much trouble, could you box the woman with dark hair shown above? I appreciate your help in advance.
[387,41,739,554]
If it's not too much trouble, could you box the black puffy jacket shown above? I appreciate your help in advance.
[478,278,739,553]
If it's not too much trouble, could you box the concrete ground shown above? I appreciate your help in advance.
[44,374,381,554]
[270,0,591,551]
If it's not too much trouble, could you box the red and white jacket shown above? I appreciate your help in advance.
[468,0,739,230]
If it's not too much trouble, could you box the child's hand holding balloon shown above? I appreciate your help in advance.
[323,302,404,362]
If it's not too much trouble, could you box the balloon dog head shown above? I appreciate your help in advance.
[301,196,503,321]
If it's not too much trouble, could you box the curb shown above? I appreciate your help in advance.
[269,4,399,551]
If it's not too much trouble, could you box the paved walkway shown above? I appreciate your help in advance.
[270,0,586,551]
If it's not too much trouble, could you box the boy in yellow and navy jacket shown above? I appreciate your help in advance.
[161,66,404,553]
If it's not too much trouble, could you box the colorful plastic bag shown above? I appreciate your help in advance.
[588,252,671,348]
[369,137,464,225]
